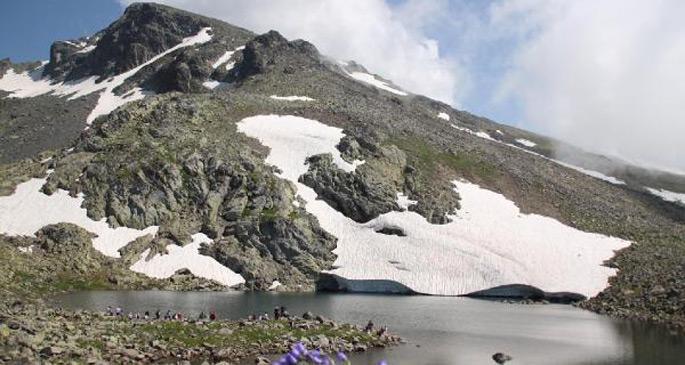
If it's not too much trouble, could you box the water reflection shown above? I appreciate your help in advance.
[53,291,684,365]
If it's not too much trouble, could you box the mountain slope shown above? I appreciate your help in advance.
[0,3,683,330]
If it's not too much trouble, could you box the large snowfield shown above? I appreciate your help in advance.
[0,27,214,125]
[238,114,631,297]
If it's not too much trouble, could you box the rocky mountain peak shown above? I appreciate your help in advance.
[45,2,213,82]
[233,30,322,80]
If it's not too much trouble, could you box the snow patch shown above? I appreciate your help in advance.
[0,178,158,257]
[437,112,450,121]
[346,71,408,96]
[210,45,244,69]
[0,28,213,125]
[269,95,315,102]
[202,80,230,90]
[76,45,97,54]
[496,130,504,135]
[515,138,537,148]
[17,245,34,254]
[130,233,244,287]
[450,124,625,185]
[553,160,626,185]
[238,115,630,298]
[396,192,417,210]
[450,124,495,142]
[646,187,685,204]
[268,280,282,290]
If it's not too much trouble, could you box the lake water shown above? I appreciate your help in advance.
[53,291,684,365]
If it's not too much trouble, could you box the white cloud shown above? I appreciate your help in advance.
[116,0,685,173]
[118,0,465,105]
[493,0,685,172]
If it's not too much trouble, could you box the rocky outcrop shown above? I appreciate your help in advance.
[44,95,338,288]
[300,154,400,223]
[231,30,322,81]
[46,3,206,81]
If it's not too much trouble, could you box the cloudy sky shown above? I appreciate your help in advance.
[2,0,684,172]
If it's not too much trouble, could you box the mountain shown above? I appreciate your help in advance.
[0,2,684,331]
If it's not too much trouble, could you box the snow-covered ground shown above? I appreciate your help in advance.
[0,178,158,257]
[646,187,685,204]
[437,112,450,121]
[130,233,244,287]
[515,138,537,147]
[269,95,316,101]
[346,71,408,96]
[238,114,630,297]
[0,28,213,125]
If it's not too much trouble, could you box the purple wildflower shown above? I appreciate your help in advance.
[337,351,348,362]
[285,353,298,365]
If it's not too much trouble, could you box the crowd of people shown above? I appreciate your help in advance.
[104,306,217,322]
[103,305,389,336]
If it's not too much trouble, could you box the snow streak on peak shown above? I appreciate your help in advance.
[210,45,244,69]
[0,27,214,125]
[346,71,408,96]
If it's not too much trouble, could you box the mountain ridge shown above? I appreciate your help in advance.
[0,2,683,332]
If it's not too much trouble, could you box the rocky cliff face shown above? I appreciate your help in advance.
[0,2,684,331]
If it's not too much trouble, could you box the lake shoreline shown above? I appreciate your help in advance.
[0,297,401,363]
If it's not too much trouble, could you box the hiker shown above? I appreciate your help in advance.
[115,307,123,316]
[199,311,207,320]
[262,312,269,321]
[209,311,217,321]
[165,310,172,320]
[155,310,161,320]
[144,311,150,320]
[377,326,388,336]
[105,306,113,316]
[364,320,374,333]
[274,306,281,320]
[280,306,290,318]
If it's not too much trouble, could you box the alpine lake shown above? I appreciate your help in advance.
[52,291,685,365]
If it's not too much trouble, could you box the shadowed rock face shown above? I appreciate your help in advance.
[467,284,587,304]
[316,273,417,294]
[300,154,401,223]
